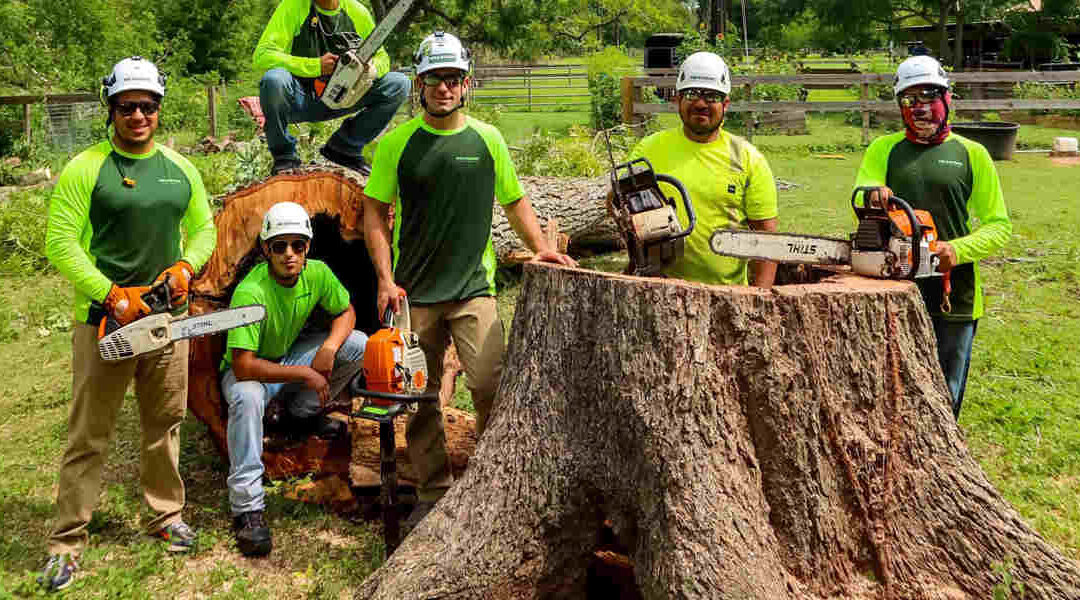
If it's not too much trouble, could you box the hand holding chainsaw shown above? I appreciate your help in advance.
[153,260,194,306]
[320,53,339,76]
[101,284,154,333]
[376,280,407,320]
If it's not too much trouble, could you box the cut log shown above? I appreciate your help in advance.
[357,263,1080,599]
[492,175,619,258]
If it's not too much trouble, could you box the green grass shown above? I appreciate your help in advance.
[4,120,1080,595]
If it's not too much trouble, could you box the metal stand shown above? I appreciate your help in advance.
[351,388,438,555]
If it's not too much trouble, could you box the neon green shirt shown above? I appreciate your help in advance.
[629,127,778,286]
[364,115,524,304]
[854,131,1012,320]
[221,259,351,371]
[45,139,216,323]
[252,0,390,81]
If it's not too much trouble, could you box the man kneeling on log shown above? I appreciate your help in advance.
[362,31,577,534]
[220,201,368,556]
[629,51,779,288]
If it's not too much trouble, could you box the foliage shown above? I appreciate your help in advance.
[512,124,636,177]
[585,47,635,130]
[1003,10,1076,66]
[0,188,51,276]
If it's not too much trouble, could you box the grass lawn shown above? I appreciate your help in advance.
[2,125,1080,596]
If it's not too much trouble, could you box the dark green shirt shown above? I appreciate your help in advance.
[855,132,1012,320]
[45,140,216,323]
[364,116,524,305]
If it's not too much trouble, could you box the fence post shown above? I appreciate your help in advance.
[23,103,32,145]
[860,81,870,146]
[527,67,532,112]
[207,85,218,138]
[744,83,755,142]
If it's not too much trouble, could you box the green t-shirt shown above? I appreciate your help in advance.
[252,0,390,82]
[364,115,524,304]
[45,139,216,323]
[854,131,1012,320]
[221,259,350,371]
[629,127,778,286]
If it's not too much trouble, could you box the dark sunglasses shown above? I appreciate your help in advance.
[421,73,463,88]
[681,88,726,104]
[269,239,309,255]
[113,100,161,116]
[898,88,944,107]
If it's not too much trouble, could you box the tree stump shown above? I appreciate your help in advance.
[357,263,1080,599]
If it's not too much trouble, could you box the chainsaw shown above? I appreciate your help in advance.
[97,277,267,362]
[351,294,431,420]
[604,130,697,276]
[707,187,952,310]
[316,0,419,110]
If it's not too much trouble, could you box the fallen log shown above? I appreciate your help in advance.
[357,263,1080,599]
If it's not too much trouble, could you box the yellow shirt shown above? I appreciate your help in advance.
[630,127,778,286]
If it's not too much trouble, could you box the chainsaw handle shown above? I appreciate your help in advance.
[886,195,922,281]
[381,294,411,330]
[655,173,696,240]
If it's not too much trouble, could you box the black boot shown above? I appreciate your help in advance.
[233,510,272,557]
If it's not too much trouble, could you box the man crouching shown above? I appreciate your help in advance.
[220,201,367,556]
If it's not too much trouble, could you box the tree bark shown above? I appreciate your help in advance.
[492,175,618,258]
[357,263,1080,599]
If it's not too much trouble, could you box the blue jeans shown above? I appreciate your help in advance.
[221,330,367,515]
[259,68,411,161]
[932,317,978,419]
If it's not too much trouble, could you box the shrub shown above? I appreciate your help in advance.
[586,47,635,130]
[0,189,51,276]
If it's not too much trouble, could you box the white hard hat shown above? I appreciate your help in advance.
[676,52,731,95]
[414,31,470,76]
[261,202,313,241]
[102,56,166,99]
[894,56,949,96]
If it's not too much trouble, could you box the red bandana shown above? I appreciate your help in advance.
[901,91,951,145]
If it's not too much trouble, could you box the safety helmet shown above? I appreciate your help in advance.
[676,52,731,95]
[894,56,949,96]
[102,56,166,100]
[261,202,313,241]
[414,31,470,76]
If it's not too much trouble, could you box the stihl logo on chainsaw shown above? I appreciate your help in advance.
[787,242,818,255]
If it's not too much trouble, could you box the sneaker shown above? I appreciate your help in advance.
[400,501,436,537]
[319,145,371,176]
[153,521,197,552]
[233,510,272,557]
[271,156,301,175]
[38,554,78,592]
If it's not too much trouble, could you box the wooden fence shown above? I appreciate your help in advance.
[469,63,590,112]
[622,70,1080,143]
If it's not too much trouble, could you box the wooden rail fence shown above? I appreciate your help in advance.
[469,63,590,111]
[622,70,1080,143]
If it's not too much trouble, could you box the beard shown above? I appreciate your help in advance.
[686,119,722,136]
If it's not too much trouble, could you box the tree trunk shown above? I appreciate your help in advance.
[938,0,953,64]
[186,169,615,499]
[954,0,966,72]
[357,263,1080,599]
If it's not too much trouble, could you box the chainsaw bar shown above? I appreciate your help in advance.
[708,229,852,265]
[98,304,266,362]
[171,305,267,341]
[355,0,420,64]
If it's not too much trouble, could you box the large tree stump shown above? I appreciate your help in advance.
[357,263,1080,599]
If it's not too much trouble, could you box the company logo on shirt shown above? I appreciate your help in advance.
[158,178,184,184]
[455,156,480,164]
[937,159,964,168]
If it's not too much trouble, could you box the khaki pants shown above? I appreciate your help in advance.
[48,322,188,556]
[407,296,504,502]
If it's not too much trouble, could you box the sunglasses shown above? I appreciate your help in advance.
[681,88,726,104]
[269,239,309,255]
[898,88,944,107]
[113,100,161,117]
[421,74,463,88]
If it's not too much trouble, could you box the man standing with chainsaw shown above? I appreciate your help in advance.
[628,51,779,288]
[220,201,367,557]
[362,31,577,532]
[40,56,216,591]
[855,56,1011,419]
[254,0,410,175]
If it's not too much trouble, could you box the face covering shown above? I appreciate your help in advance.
[901,91,951,145]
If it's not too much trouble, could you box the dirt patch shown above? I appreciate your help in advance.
[1050,155,1080,166]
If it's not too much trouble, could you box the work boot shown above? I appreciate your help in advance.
[151,520,197,552]
[233,510,272,557]
[400,501,436,537]
[319,145,371,176]
[38,553,78,592]
[271,156,301,175]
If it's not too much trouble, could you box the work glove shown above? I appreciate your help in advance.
[153,260,194,307]
[99,284,153,338]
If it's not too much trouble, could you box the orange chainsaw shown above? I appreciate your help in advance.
[707,188,952,310]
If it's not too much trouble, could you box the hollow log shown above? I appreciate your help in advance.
[357,263,1080,599]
